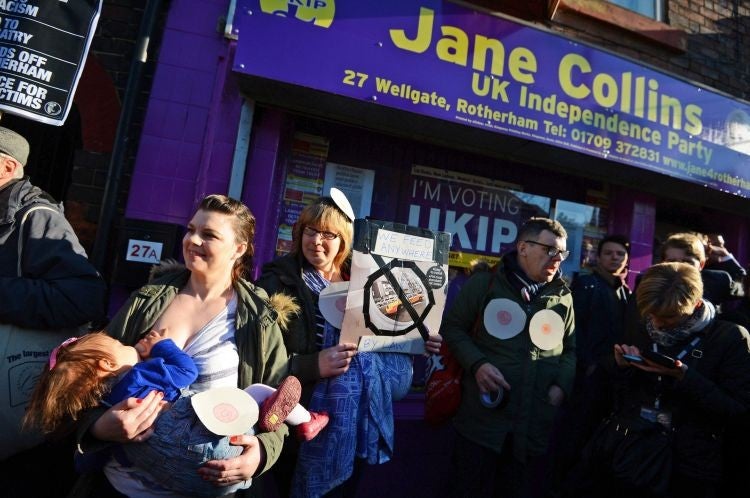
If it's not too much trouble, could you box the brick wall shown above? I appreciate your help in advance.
[65,0,169,253]
[668,0,749,98]
[533,0,750,101]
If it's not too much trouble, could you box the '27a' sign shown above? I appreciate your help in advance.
[0,0,101,125]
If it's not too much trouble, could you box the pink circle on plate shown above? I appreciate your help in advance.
[213,403,239,423]
[497,310,512,325]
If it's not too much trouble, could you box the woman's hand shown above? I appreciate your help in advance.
[318,342,358,378]
[614,344,687,380]
[614,343,640,368]
[424,332,442,356]
[91,390,165,443]
[635,360,687,380]
[198,435,264,487]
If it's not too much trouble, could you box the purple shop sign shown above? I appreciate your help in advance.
[235,0,750,197]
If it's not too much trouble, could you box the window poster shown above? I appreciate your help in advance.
[323,162,375,218]
[275,133,329,254]
[553,196,608,278]
[339,219,451,354]
[405,165,550,268]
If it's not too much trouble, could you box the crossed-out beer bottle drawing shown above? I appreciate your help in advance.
[336,219,451,355]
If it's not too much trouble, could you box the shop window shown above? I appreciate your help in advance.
[553,199,608,280]
[551,0,686,52]
[607,0,663,21]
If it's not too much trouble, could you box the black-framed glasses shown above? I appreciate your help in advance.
[303,226,340,240]
[524,240,570,261]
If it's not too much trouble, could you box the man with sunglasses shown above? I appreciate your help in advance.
[441,217,576,498]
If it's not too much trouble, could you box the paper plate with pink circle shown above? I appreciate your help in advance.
[483,298,526,340]
[191,386,259,436]
[319,281,349,328]
[528,309,565,350]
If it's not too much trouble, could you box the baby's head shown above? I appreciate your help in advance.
[24,332,140,434]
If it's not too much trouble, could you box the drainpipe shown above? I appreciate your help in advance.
[91,0,164,272]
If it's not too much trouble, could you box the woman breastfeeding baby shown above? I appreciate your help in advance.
[43,195,317,498]
[25,330,327,497]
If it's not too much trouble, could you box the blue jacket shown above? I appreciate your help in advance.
[105,339,199,405]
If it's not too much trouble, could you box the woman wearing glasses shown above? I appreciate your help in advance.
[257,191,441,497]
[258,195,358,385]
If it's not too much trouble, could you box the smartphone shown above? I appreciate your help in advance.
[622,353,644,363]
[641,350,678,369]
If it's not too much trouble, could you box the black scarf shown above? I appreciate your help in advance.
[503,251,549,302]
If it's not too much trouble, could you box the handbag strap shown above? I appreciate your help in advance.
[16,204,58,277]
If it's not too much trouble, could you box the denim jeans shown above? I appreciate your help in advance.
[121,396,254,497]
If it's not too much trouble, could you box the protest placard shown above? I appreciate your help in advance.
[340,219,451,354]
[0,0,101,125]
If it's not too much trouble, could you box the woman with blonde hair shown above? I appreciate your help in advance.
[257,190,441,497]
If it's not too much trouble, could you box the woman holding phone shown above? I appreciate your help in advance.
[579,262,750,498]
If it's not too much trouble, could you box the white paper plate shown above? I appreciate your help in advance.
[191,386,258,436]
[528,309,565,350]
[483,298,526,340]
[319,281,349,328]
[330,187,355,221]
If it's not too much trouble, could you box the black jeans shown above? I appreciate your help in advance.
[450,433,550,498]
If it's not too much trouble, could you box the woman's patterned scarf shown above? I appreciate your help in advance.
[646,300,715,347]
[292,271,413,497]
[301,262,329,350]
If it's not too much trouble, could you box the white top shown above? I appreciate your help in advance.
[104,296,240,497]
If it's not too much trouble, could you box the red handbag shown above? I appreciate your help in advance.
[424,341,464,426]
[424,275,495,426]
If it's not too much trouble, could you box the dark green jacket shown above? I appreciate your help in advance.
[256,253,323,404]
[72,266,290,497]
[441,257,576,461]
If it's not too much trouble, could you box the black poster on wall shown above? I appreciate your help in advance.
[0,0,101,125]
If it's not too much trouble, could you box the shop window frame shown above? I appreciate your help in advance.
[549,0,687,52]
[607,0,663,22]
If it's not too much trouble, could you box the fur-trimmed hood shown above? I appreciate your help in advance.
[267,292,300,333]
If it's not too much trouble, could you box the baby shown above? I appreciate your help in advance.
[24,331,328,496]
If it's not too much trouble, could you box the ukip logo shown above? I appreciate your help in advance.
[260,0,335,28]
